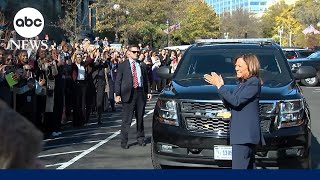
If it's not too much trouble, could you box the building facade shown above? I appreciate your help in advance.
[205,0,270,15]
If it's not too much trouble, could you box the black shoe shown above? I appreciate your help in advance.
[138,142,146,146]
[121,143,129,149]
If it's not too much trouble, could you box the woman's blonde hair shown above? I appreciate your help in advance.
[234,53,260,79]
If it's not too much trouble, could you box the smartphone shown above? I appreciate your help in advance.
[5,72,19,87]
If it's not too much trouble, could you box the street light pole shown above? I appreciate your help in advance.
[166,19,169,47]
[289,31,292,47]
[113,4,120,43]
[278,27,283,46]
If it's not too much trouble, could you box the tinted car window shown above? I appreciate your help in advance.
[283,51,296,59]
[175,48,292,87]
[299,51,314,58]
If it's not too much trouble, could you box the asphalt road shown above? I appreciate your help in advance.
[39,86,320,169]
[40,95,157,169]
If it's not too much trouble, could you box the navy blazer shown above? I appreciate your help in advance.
[115,60,150,103]
[218,76,265,145]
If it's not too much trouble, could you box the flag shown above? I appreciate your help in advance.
[163,22,181,34]
[302,24,320,35]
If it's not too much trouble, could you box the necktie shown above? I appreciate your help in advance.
[132,61,139,88]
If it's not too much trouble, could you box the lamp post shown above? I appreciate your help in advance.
[166,19,169,47]
[113,4,120,43]
[123,10,130,46]
[278,27,283,46]
[223,32,229,39]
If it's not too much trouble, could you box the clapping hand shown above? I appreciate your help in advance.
[115,96,122,104]
[203,72,224,89]
[39,78,46,87]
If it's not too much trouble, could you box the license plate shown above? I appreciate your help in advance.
[214,145,232,160]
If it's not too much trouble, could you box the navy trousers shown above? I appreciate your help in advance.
[232,144,256,169]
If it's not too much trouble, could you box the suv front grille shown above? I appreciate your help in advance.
[180,101,275,135]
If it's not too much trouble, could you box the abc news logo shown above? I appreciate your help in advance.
[15,17,42,27]
[10,7,48,50]
[13,7,44,38]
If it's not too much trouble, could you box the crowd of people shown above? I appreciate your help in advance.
[0,37,183,138]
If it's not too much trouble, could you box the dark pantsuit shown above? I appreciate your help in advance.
[96,84,105,121]
[85,78,95,123]
[73,81,87,126]
[64,78,74,120]
[121,88,146,144]
[232,144,256,169]
[53,79,65,132]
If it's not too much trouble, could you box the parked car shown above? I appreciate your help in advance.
[282,47,315,59]
[152,38,316,169]
[288,51,320,86]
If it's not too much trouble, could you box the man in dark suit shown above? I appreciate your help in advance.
[115,45,152,149]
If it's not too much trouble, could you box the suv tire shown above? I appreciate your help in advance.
[301,77,318,87]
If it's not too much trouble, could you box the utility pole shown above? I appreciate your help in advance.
[289,31,292,47]
[278,27,283,46]
[166,19,169,47]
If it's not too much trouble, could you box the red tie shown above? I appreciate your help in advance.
[132,61,139,88]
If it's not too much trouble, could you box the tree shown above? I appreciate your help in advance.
[261,0,288,38]
[92,0,219,48]
[56,0,88,43]
[220,8,261,39]
[173,1,220,44]
[294,0,320,26]
[274,5,304,47]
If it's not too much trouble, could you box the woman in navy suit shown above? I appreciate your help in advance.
[204,54,265,169]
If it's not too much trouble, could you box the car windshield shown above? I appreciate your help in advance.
[175,48,293,87]
[307,51,320,59]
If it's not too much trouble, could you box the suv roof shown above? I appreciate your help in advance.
[195,38,276,46]
[164,45,191,51]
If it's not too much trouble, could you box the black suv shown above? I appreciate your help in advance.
[151,39,316,169]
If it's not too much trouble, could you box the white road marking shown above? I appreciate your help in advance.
[44,132,116,142]
[56,109,154,169]
[46,163,66,168]
[39,150,85,158]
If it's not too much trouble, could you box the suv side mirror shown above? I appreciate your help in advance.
[157,66,173,79]
[293,66,317,80]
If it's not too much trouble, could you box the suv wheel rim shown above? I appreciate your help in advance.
[305,77,317,84]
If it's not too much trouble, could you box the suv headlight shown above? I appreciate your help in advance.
[278,99,304,128]
[291,62,301,71]
[156,99,178,126]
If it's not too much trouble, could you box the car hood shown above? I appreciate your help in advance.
[160,79,301,101]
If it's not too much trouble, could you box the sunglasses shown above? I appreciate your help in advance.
[131,51,140,54]
[24,69,31,71]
